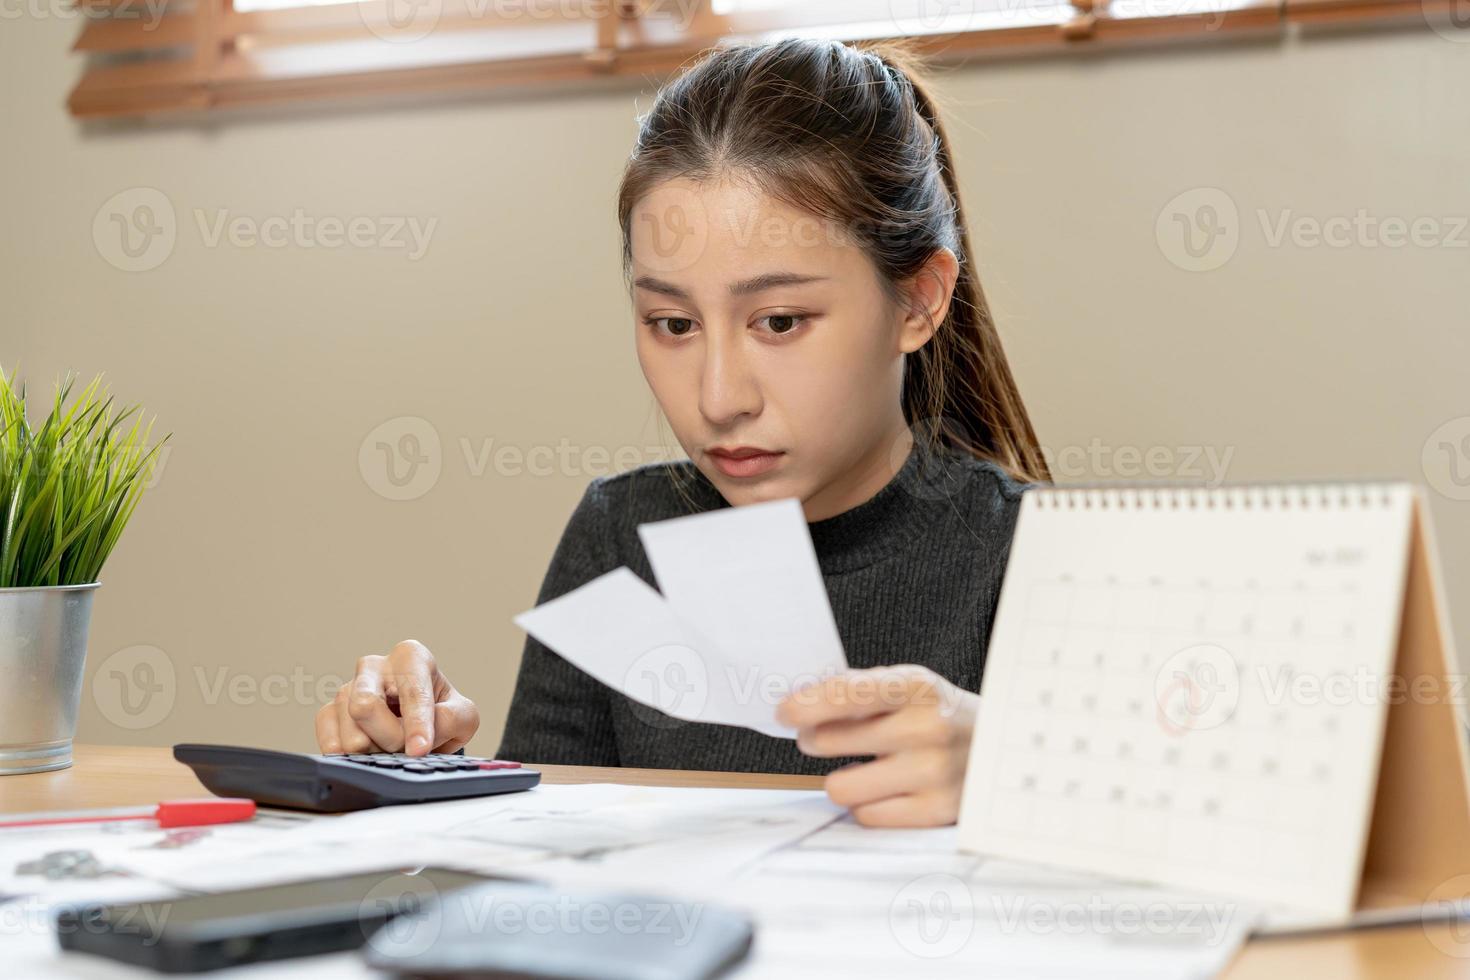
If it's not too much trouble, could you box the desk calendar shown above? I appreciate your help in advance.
[958,483,1469,924]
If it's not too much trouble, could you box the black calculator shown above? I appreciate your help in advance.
[174,743,541,813]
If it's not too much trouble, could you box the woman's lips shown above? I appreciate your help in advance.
[707,450,785,478]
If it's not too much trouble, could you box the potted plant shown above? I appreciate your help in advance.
[0,368,166,774]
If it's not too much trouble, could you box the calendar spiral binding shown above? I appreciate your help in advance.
[1027,482,1405,511]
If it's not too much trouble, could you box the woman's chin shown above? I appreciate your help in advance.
[709,471,800,507]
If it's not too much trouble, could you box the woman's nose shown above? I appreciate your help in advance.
[698,329,762,426]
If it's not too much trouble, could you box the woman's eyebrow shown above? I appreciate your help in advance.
[633,276,691,300]
[728,272,828,295]
[632,272,827,300]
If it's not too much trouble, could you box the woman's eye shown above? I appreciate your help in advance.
[648,316,696,337]
[759,314,806,335]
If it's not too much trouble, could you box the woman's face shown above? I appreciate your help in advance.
[629,177,952,520]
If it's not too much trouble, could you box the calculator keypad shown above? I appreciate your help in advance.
[322,752,522,774]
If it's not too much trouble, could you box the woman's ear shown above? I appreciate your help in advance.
[898,247,960,354]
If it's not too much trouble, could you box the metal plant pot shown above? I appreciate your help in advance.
[0,583,99,775]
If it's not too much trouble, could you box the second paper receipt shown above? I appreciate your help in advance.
[513,497,848,738]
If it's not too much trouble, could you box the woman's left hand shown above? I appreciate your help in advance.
[776,665,977,828]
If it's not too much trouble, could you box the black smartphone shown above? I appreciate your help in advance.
[55,866,496,974]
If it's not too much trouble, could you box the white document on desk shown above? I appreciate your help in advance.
[711,816,1261,980]
[514,497,848,738]
[100,784,843,894]
[18,786,1259,980]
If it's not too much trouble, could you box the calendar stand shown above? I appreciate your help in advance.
[1356,493,1470,915]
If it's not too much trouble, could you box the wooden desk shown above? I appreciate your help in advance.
[3,745,1467,979]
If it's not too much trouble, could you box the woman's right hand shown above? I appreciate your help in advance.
[314,640,480,756]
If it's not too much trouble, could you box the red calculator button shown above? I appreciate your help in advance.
[477,761,522,770]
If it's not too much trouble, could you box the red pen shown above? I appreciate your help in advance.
[0,798,256,831]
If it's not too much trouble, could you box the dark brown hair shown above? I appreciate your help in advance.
[616,37,1050,484]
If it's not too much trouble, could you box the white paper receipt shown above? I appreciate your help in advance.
[512,498,849,738]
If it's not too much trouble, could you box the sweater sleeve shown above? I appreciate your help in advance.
[495,478,622,767]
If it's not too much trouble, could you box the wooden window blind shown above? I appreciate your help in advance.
[67,0,1463,119]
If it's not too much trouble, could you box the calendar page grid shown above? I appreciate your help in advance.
[959,485,1415,918]
[986,577,1362,883]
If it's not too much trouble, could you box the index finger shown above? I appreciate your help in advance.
[347,659,407,753]
[387,646,438,756]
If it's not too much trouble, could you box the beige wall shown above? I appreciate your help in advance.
[1,21,1467,757]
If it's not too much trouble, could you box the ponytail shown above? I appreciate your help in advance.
[867,42,1052,483]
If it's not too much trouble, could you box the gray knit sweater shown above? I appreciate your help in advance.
[496,438,1029,774]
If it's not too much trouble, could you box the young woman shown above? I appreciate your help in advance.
[315,37,1050,829]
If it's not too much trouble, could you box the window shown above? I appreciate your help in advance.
[67,0,1456,119]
